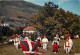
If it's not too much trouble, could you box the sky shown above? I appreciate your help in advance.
[24,0,80,15]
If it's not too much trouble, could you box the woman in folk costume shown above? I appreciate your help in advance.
[14,34,20,50]
[36,35,42,47]
[52,37,59,53]
[42,35,48,50]
[64,37,72,54]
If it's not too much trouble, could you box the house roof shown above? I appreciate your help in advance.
[23,27,36,31]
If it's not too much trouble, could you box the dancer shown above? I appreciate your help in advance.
[64,37,72,54]
[36,35,42,47]
[52,37,59,53]
[14,34,20,50]
[42,35,48,50]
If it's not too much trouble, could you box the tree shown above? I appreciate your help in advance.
[0,26,14,36]
[14,27,24,34]
[44,2,58,17]
[0,26,14,42]
[31,1,80,38]
[31,2,59,34]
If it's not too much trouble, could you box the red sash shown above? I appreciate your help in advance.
[15,41,19,43]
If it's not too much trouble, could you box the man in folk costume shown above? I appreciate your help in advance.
[68,35,73,50]
[23,35,33,53]
[14,34,20,50]
[64,37,72,54]
[42,35,48,50]
[52,37,59,53]
[36,35,42,47]
[20,35,45,54]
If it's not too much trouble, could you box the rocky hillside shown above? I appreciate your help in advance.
[0,0,43,27]
[0,1,43,17]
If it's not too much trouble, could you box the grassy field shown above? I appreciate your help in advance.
[0,39,80,55]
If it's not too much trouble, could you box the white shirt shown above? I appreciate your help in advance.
[14,38,20,45]
[69,39,73,45]
[42,38,48,43]
[52,40,59,45]
[64,41,70,50]
[36,37,41,41]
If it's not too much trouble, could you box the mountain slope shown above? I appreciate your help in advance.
[0,1,43,18]
[0,1,43,27]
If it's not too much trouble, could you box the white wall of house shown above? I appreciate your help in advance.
[23,30,36,34]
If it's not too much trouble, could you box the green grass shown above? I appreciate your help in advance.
[0,39,80,55]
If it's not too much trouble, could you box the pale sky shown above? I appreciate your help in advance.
[24,0,80,15]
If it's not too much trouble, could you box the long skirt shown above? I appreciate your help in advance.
[37,41,41,47]
[53,44,58,53]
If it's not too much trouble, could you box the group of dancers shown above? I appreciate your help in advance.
[14,34,73,54]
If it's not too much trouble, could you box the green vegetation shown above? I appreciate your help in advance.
[31,2,80,36]
[0,39,80,55]
[0,26,14,42]
[0,1,42,17]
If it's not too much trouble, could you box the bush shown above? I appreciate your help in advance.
[0,26,14,42]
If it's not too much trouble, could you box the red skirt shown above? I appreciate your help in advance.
[53,44,58,52]
[37,41,41,47]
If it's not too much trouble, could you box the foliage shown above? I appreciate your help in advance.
[31,2,80,36]
[14,27,24,34]
[0,26,14,41]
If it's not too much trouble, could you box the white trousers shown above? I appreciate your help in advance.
[43,43,47,50]
[65,47,71,54]
[15,43,19,50]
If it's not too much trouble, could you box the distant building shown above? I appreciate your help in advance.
[23,26,37,34]
[0,23,9,27]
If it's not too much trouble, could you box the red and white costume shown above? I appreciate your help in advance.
[42,35,48,50]
[14,35,20,49]
[52,37,59,53]
[64,41,71,53]
[64,36,73,54]
[20,40,45,54]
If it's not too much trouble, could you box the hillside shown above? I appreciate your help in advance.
[0,1,43,27]
[0,1,43,18]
